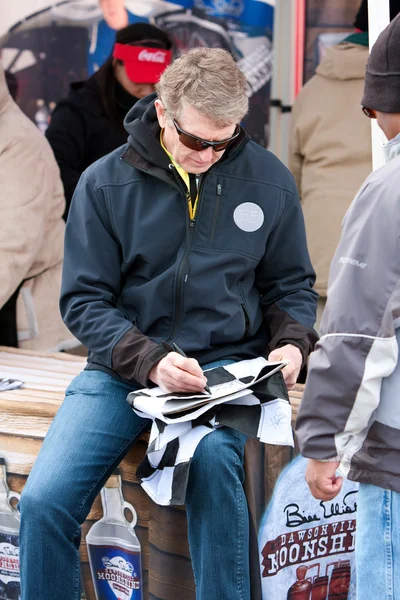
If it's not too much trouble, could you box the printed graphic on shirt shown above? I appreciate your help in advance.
[259,456,358,599]
[233,202,264,232]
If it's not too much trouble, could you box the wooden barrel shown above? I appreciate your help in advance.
[311,575,329,600]
[0,346,303,600]
[327,560,351,600]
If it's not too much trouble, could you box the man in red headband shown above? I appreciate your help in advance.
[113,41,172,88]
[46,23,172,218]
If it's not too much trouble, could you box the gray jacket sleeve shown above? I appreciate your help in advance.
[296,168,400,469]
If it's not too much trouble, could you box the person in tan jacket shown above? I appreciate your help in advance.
[0,63,76,351]
[289,41,371,327]
[290,0,400,328]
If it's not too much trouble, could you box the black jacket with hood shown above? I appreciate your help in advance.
[46,77,129,216]
[60,94,318,387]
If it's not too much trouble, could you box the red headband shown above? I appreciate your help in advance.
[113,43,172,84]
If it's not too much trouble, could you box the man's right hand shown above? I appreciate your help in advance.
[149,352,208,393]
[305,459,343,501]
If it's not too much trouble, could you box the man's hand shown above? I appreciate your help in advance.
[305,459,343,501]
[268,344,302,390]
[149,352,208,393]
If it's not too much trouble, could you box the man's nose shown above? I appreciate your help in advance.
[198,146,214,163]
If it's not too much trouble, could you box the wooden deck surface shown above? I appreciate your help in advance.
[0,346,304,600]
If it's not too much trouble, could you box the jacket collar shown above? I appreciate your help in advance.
[384,132,400,163]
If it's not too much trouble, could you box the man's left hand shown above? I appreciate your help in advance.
[268,344,302,390]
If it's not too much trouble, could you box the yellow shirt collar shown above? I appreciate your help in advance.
[160,130,190,191]
[160,130,199,220]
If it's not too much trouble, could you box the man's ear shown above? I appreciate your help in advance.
[155,99,167,128]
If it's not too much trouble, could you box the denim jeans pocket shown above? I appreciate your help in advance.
[65,369,136,397]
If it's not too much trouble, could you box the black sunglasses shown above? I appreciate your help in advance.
[173,119,240,152]
[362,106,377,119]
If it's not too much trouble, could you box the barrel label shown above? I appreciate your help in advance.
[0,533,20,600]
[88,544,142,600]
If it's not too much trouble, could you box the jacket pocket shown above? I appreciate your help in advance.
[237,275,252,338]
[240,303,250,337]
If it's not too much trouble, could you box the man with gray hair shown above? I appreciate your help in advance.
[19,48,317,599]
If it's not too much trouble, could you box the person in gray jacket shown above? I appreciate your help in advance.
[296,13,400,599]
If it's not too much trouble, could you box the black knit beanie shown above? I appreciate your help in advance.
[362,13,400,113]
[115,22,172,50]
[354,0,400,32]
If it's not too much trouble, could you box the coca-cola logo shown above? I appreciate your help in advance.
[138,49,166,64]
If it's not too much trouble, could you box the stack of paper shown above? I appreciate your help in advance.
[127,357,288,424]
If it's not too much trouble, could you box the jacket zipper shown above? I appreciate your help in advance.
[165,165,206,343]
[121,149,224,344]
[209,183,222,243]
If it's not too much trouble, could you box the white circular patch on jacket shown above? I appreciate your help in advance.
[233,203,264,232]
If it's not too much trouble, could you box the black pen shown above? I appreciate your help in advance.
[162,341,212,395]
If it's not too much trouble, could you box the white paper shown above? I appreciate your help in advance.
[258,399,294,446]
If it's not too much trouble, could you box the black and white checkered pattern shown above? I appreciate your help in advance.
[127,358,293,506]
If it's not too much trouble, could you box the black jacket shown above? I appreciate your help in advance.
[46,77,129,217]
[60,94,318,387]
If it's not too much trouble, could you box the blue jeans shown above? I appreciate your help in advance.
[356,483,400,599]
[19,362,249,600]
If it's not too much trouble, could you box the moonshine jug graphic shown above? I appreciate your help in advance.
[0,458,21,600]
[86,471,142,600]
